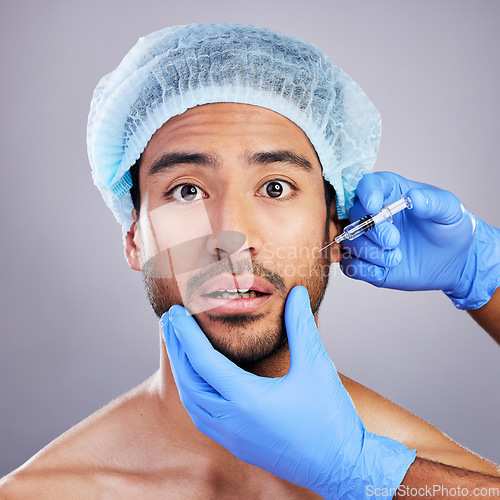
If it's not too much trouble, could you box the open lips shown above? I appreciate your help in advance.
[199,274,274,299]
[196,274,274,313]
[203,288,267,299]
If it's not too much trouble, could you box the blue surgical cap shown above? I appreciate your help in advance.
[87,23,381,236]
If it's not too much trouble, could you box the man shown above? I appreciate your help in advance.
[1,23,499,498]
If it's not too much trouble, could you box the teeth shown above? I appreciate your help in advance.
[237,288,250,293]
[227,289,238,293]
[216,290,259,299]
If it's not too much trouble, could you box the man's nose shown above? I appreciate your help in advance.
[206,195,261,259]
[206,230,248,258]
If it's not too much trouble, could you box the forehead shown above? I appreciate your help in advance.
[141,103,321,166]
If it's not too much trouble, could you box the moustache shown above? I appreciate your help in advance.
[141,234,288,308]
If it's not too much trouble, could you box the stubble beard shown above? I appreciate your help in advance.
[142,247,331,368]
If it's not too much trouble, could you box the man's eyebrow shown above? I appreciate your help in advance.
[148,152,218,176]
[247,150,313,172]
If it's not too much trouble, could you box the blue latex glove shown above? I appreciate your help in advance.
[341,172,500,309]
[162,286,416,499]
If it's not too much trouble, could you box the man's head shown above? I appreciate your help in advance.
[88,23,380,234]
[125,102,339,367]
[87,23,381,367]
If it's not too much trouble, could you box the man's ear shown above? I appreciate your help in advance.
[125,209,142,271]
[327,204,344,264]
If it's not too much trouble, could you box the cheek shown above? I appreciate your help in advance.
[258,199,327,272]
[141,203,214,258]
[264,196,327,242]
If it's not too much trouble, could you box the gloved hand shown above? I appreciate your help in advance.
[162,286,416,499]
[341,171,500,310]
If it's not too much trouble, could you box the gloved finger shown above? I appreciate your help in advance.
[285,286,334,374]
[187,408,240,463]
[190,413,226,449]
[408,187,463,225]
[167,305,257,401]
[340,256,389,287]
[162,314,226,414]
[178,390,241,458]
[355,172,404,214]
[346,200,401,248]
[341,235,402,268]
[178,386,222,435]
[161,315,192,393]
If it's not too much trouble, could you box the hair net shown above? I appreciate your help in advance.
[87,23,381,236]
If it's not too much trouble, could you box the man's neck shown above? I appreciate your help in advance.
[153,324,292,467]
[241,345,291,377]
[154,309,322,434]
[157,309,321,385]
[157,323,291,397]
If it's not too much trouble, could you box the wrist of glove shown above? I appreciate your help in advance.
[444,219,500,310]
[331,430,415,500]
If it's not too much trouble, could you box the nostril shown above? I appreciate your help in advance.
[207,230,249,257]
[216,230,247,248]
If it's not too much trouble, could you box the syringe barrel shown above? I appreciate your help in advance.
[387,193,413,214]
[371,193,412,225]
[344,214,375,239]
[336,193,412,243]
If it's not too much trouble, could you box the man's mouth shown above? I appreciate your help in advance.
[194,274,274,314]
[203,288,268,300]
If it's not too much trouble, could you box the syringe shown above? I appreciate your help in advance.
[320,193,413,251]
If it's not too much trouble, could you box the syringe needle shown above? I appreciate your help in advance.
[318,193,412,253]
[319,241,334,252]
[319,233,345,252]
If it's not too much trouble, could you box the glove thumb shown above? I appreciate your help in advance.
[408,187,463,224]
[285,286,329,375]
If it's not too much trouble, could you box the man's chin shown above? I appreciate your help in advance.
[210,336,289,368]
[197,312,288,367]
[204,311,265,326]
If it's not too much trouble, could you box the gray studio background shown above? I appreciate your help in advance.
[1,0,499,476]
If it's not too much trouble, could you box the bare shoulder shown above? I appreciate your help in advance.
[0,465,198,500]
[339,373,500,477]
[0,468,100,500]
[0,372,176,498]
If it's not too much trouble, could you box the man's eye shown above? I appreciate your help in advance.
[258,181,293,199]
[171,184,206,202]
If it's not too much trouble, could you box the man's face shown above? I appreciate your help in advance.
[126,103,340,367]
